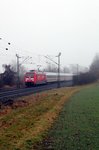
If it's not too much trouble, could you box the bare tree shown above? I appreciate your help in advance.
[90,53,99,79]
[62,66,70,73]
[2,64,15,86]
[10,60,27,86]
[44,63,57,72]
[69,64,78,74]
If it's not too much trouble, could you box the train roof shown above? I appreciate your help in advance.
[25,70,46,74]
[25,70,75,76]
[45,72,74,76]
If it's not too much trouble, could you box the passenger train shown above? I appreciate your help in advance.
[24,70,73,87]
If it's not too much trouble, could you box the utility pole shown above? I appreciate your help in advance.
[44,52,61,88]
[77,64,79,84]
[16,54,20,88]
[16,55,32,88]
[57,52,61,88]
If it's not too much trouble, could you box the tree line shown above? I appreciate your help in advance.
[0,53,99,88]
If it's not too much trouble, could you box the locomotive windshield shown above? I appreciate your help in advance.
[25,73,34,77]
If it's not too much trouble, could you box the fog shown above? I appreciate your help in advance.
[0,0,99,72]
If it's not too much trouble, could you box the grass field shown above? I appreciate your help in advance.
[37,84,99,150]
[1,84,99,150]
[0,86,79,150]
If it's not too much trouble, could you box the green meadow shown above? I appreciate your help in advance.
[1,84,99,150]
[39,84,99,150]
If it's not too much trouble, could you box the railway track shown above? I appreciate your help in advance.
[0,81,73,106]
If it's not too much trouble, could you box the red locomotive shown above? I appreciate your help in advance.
[24,70,47,87]
[24,70,73,87]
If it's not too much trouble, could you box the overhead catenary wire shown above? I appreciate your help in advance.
[0,37,74,72]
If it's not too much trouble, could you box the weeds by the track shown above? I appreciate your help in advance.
[0,86,80,150]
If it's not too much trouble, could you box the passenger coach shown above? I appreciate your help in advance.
[24,70,73,87]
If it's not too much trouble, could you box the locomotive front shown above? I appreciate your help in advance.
[24,71,35,87]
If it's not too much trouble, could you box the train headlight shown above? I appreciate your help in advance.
[31,78,34,81]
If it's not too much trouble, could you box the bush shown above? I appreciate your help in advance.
[73,72,97,85]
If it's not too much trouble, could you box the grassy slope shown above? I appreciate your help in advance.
[40,85,99,150]
[0,87,79,150]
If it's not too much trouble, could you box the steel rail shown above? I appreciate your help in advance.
[0,81,73,105]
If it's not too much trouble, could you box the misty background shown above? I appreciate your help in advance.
[0,0,99,73]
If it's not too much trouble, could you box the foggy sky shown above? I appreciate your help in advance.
[0,0,99,72]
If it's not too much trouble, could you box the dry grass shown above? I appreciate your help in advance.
[0,86,81,150]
